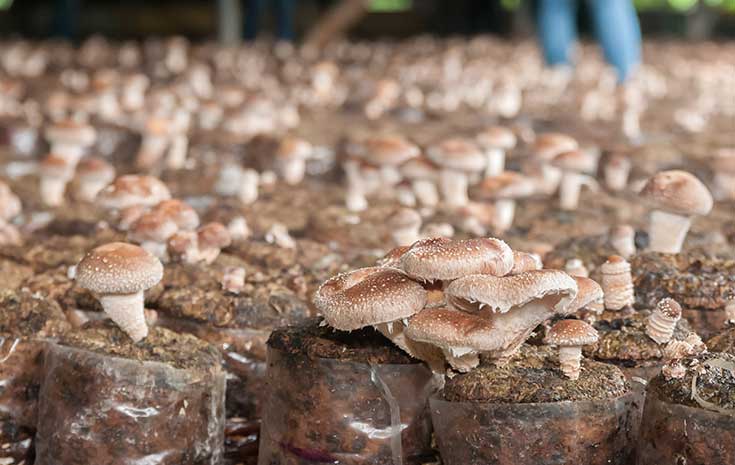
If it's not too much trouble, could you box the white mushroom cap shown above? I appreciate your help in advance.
[639,170,713,216]
[397,237,514,282]
[446,269,578,314]
[551,149,597,174]
[75,242,163,294]
[426,138,485,172]
[314,267,427,331]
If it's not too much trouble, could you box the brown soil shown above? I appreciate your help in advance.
[445,345,628,403]
[0,259,33,291]
[0,289,70,338]
[648,352,735,410]
[707,327,735,354]
[267,318,415,365]
[60,320,222,371]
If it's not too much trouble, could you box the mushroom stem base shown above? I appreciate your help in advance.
[558,346,582,380]
[99,292,149,342]
[648,210,691,254]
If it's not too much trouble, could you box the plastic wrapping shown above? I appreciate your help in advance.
[637,395,735,465]
[257,347,438,465]
[431,392,636,465]
[35,343,227,465]
[0,336,46,463]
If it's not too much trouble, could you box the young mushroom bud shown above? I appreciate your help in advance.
[564,258,589,278]
[387,208,422,246]
[646,298,682,345]
[39,154,74,206]
[75,242,163,342]
[639,170,713,254]
[600,255,634,311]
[609,224,636,259]
[603,153,631,192]
[76,157,115,202]
[551,149,599,211]
[472,172,535,233]
[197,222,231,264]
[476,126,517,178]
[238,168,260,205]
[427,138,485,208]
[275,137,312,185]
[545,319,599,380]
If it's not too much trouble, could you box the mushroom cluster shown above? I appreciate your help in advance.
[315,236,602,375]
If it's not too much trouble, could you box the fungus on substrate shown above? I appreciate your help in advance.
[75,242,163,342]
[639,170,713,254]
[545,319,599,380]
[646,298,683,345]
[426,138,485,208]
[600,255,634,311]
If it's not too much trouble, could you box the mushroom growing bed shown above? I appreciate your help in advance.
[0,36,733,465]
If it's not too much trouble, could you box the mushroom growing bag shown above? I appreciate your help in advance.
[34,343,226,465]
[0,336,44,463]
[430,392,636,465]
[257,347,438,465]
[637,395,735,465]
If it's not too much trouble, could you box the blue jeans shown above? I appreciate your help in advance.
[244,0,296,41]
[537,0,641,82]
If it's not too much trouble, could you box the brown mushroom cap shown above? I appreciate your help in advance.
[426,138,485,172]
[40,154,74,179]
[639,170,713,216]
[656,298,682,319]
[75,242,163,294]
[566,277,604,312]
[533,133,578,161]
[472,171,535,200]
[550,149,597,174]
[128,211,178,243]
[45,120,96,146]
[96,175,171,210]
[446,269,578,314]
[397,237,514,282]
[476,126,517,150]
[404,307,496,351]
[150,199,199,231]
[353,135,420,166]
[276,137,312,161]
[400,157,439,180]
[545,319,599,346]
[197,222,232,250]
[314,267,427,330]
[77,157,115,182]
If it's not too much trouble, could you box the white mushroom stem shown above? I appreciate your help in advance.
[40,176,68,206]
[559,172,598,211]
[713,173,735,201]
[345,186,367,212]
[610,230,636,259]
[484,148,505,178]
[492,199,516,232]
[98,292,148,342]
[442,348,480,373]
[136,135,169,169]
[604,162,631,192]
[165,134,189,170]
[395,185,416,207]
[77,178,109,202]
[279,159,306,185]
[439,169,469,207]
[380,165,402,188]
[648,209,692,254]
[411,179,439,207]
[558,345,582,380]
[238,169,260,205]
[540,164,563,195]
[51,143,85,166]
[646,311,678,345]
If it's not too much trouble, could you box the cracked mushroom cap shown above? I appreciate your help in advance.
[639,170,713,216]
[45,120,96,146]
[276,136,312,161]
[473,171,535,200]
[566,277,604,312]
[545,319,598,347]
[150,199,199,231]
[446,269,578,314]
[314,267,427,330]
[397,237,514,282]
[360,135,420,166]
[404,307,496,351]
[476,126,517,150]
[426,138,485,172]
[551,149,597,174]
[96,175,171,211]
[533,133,578,161]
[77,157,115,183]
[75,242,163,294]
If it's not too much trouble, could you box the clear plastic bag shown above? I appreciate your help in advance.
[257,347,438,465]
[431,392,636,465]
[35,343,227,465]
[637,395,735,465]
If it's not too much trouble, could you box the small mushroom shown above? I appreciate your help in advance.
[39,154,74,206]
[75,242,163,342]
[76,157,115,202]
[646,298,682,345]
[275,136,313,185]
[476,126,517,178]
[551,149,599,210]
[639,170,713,254]
[0,181,22,221]
[600,255,634,311]
[608,225,636,259]
[96,175,171,212]
[400,157,440,208]
[473,171,535,233]
[545,319,599,380]
[532,133,579,194]
[387,208,422,246]
[427,138,485,208]
[564,258,589,278]
[603,153,632,192]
